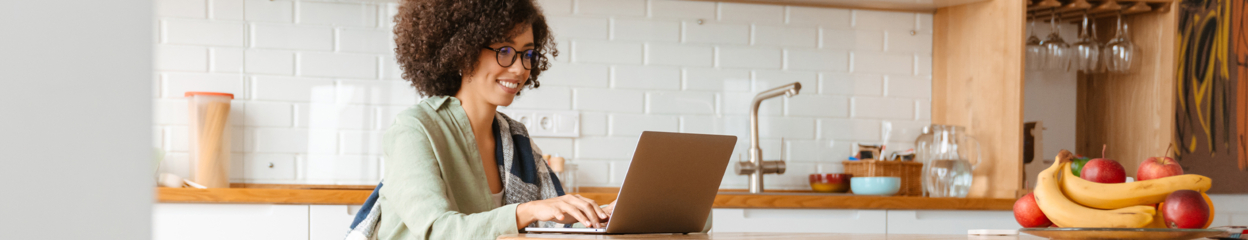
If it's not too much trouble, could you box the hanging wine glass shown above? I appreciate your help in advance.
[1073,10,1101,73]
[1105,10,1136,73]
[1026,13,1045,71]
[1041,8,1071,72]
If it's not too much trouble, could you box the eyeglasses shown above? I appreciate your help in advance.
[484,46,536,70]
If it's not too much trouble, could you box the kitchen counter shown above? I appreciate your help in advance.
[497,233,1042,240]
[156,185,1014,210]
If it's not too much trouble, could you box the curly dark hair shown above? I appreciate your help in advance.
[394,0,557,97]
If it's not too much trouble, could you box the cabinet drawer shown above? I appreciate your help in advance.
[711,208,887,233]
[310,205,362,240]
[153,203,309,240]
[886,210,1018,235]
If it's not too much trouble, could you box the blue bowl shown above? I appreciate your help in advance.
[850,177,901,196]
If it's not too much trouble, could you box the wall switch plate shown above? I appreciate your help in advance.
[497,109,579,138]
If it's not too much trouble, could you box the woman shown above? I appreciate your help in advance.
[345,0,612,239]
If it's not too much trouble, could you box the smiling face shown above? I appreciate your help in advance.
[457,24,535,107]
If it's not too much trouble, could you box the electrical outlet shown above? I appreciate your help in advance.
[497,109,579,137]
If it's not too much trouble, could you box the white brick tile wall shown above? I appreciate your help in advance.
[853,10,916,31]
[244,153,297,180]
[156,45,208,72]
[888,32,933,53]
[541,63,610,87]
[757,116,816,139]
[646,91,715,114]
[786,95,849,117]
[152,0,932,186]
[163,73,246,98]
[537,0,573,15]
[245,50,295,75]
[298,52,377,79]
[853,52,914,75]
[609,114,678,136]
[575,137,639,159]
[579,112,608,136]
[820,73,883,96]
[719,3,784,25]
[251,24,333,51]
[718,47,781,69]
[753,25,818,48]
[574,41,642,64]
[573,88,643,113]
[163,19,245,47]
[646,43,713,67]
[785,49,849,72]
[548,17,609,40]
[210,0,244,20]
[822,29,883,51]
[576,0,645,16]
[612,19,679,42]
[612,65,680,90]
[683,22,750,45]
[650,0,715,20]
[298,2,376,27]
[886,76,931,99]
[818,118,881,141]
[337,28,392,53]
[245,0,294,23]
[852,96,915,120]
[210,47,244,73]
[158,0,207,18]
[787,6,851,28]
[251,76,335,101]
[507,86,572,110]
[684,68,750,91]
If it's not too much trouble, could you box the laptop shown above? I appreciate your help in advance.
[525,131,737,234]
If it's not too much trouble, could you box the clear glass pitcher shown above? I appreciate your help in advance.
[915,125,981,198]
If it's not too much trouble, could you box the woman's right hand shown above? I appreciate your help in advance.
[516,195,608,229]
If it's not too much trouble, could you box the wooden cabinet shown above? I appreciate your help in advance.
[711,208,888,233]
[885,210,1018,235]
[153,203,310,240]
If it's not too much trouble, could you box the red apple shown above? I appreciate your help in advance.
[1082,158,1127,183]
[1162,190,1211,229]
[1014,192,1052,228]
[1138,156,1184,181]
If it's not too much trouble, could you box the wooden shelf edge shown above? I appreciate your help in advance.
[157,187,1014,211]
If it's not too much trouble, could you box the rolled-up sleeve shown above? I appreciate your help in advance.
[379,124,519,240]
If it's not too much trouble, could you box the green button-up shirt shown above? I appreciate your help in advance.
[377,96,518,240]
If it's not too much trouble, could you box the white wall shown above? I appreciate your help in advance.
[0,0,153,239]
[152,0,934,190]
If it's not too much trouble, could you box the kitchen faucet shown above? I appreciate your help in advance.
[734,82,801,193]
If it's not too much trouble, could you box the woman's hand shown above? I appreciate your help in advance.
[516,195,608,229]
[602,199,618,218]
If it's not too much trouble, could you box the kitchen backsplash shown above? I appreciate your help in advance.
[153,0,933,189]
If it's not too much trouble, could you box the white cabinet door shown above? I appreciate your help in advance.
[711,208,887,233]
[885,210,1019,235]
[153,203,309,240]
[310,205,361,240]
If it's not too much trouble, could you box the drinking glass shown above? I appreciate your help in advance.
[1041,9,1071,71]
[1026,13,1045,71]
[1105,11,1136,73]
[1073,10,1101,73]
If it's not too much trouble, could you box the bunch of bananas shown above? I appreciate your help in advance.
[1032,150,1213,228]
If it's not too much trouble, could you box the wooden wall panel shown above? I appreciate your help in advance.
[932,0,1026,198]
[1076,10,1178,176]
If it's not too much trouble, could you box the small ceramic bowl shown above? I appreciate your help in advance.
[850,177,901,196]
[809,173,852,193]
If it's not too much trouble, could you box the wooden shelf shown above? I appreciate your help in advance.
[156,186,1014,210]
[688,0,991,12]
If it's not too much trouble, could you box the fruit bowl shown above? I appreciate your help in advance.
[809,173,851,193]
[1019,228,1229,240]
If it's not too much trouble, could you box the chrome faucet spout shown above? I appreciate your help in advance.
[735,82,801,194]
